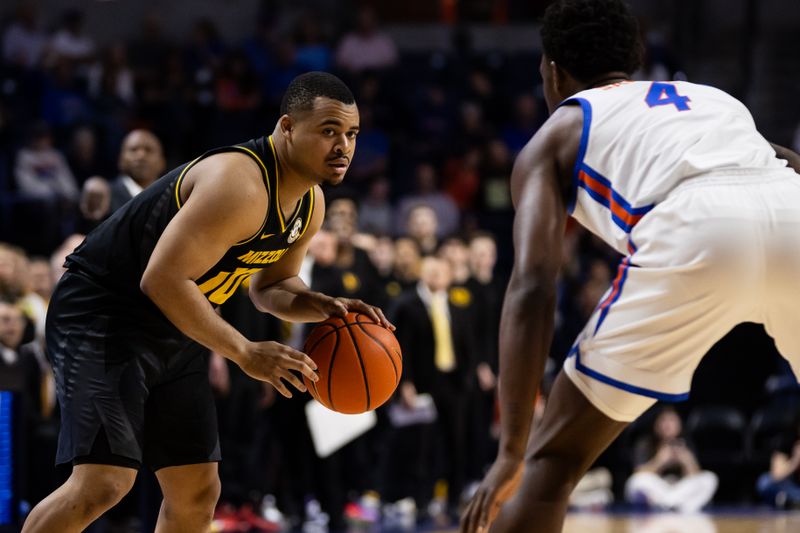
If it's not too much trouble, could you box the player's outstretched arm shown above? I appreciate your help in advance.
[462,106,579,533]
[770,142,800,174]
[140,153,318,394]
[248,187,393,329]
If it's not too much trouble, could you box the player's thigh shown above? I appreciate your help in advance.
[143,354,221,471]
[46,272,153,464]
[568,254,744,422]
[763,227,800,378]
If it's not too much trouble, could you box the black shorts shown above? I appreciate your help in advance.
[45,270,220,471]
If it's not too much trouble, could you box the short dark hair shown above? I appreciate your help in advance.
[541,0,643,83]
[280,72,355,115]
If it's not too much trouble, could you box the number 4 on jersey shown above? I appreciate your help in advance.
[645,82,691,111]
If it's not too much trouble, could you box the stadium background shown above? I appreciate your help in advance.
[1,0,799,531]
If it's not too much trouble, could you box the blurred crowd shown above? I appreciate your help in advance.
[2,1,800,532]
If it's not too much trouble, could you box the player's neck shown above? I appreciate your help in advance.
[582,71,630,90]
[270,133,315,205]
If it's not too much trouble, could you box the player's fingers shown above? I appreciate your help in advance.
[281,357,319,382]
[281,352,319,382]
[463,492,484,533]
[269,378,292,398]
[478,491,493,532]
[283,346,318,371]
[328,297,347,317]
[279,369,307,393]
[351,300,381,325]
[373,306,395,330]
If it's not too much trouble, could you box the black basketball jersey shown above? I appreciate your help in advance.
[65,135,315,307]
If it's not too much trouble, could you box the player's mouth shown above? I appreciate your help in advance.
[327,157,349,175]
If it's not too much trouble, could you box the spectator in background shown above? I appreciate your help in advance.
[391,256,477,522]
[443,147,481,211]
[438,237,471,286]
[128,12,169,88]
[66,126,109,185]
[80,129,166,222]
[457,101,490,152]
[88,42,136,106]
[359,177,393,235]
[335,6,397,74]
[28,258,54,306]
[756,415,800,509]
[0,300,27,376]
[326,196,380,301]
[46,9,96,67]
[0,243,26,303]
[392,237,422,292]
[215,50,262,112]
[368,234,404,309]
[396,163,460,238]
[501,92,541,155]
[40,57,92,132]
[625,407,718,512]
[14,121,79,237]
[345,105,389,183]
[478,138,513,214]
[2,3,47,69]
[405,205,440,256]
[293,14,332,72]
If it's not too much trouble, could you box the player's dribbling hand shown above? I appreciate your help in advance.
[461,455,523,533]
[305,292,395,331]
[236,341,318,398]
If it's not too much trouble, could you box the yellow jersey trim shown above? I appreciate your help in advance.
[230,145,271,245]
[174,156,202,209]
[267,136,285,232]
[298,186,315,240]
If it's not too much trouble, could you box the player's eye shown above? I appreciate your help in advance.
[347,131,358,139]
[322,128,335,136]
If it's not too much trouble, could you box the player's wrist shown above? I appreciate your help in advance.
[225,337,251,365]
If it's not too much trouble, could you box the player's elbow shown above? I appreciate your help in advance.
[508,267,558,304]
[248,283,271,313]
[140,268,166,301]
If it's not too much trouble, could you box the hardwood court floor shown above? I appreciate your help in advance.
[434,511,800,533]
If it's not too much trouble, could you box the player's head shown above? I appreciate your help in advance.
[540,0,643,112]
[119,129,165,187]
[278,72,358,186]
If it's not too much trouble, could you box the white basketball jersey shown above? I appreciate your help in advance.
[561,80,794,254]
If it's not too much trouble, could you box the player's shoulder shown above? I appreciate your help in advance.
[189,150,267,199]
[517,104,582,166]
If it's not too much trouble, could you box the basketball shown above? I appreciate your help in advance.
[303,312,402,414]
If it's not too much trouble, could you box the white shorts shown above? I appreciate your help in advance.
[564,172,800,421]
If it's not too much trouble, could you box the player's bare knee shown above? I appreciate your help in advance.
[165,474,220,516]
[69,467,135,517]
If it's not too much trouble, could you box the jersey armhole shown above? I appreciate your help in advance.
[228,145,272,245]
[297,186,316,241]
[557,97,592,215]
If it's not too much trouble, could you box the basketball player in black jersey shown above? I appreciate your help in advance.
[22,72,393,533]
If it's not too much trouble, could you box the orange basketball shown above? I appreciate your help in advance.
[303,312,402,414]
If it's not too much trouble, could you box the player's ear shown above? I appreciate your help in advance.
[279,115,293,140]
[550,60,564,93]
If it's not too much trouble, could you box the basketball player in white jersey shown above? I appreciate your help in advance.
[461,1,800,531]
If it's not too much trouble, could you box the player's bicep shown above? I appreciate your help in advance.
[509,140,567,283]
